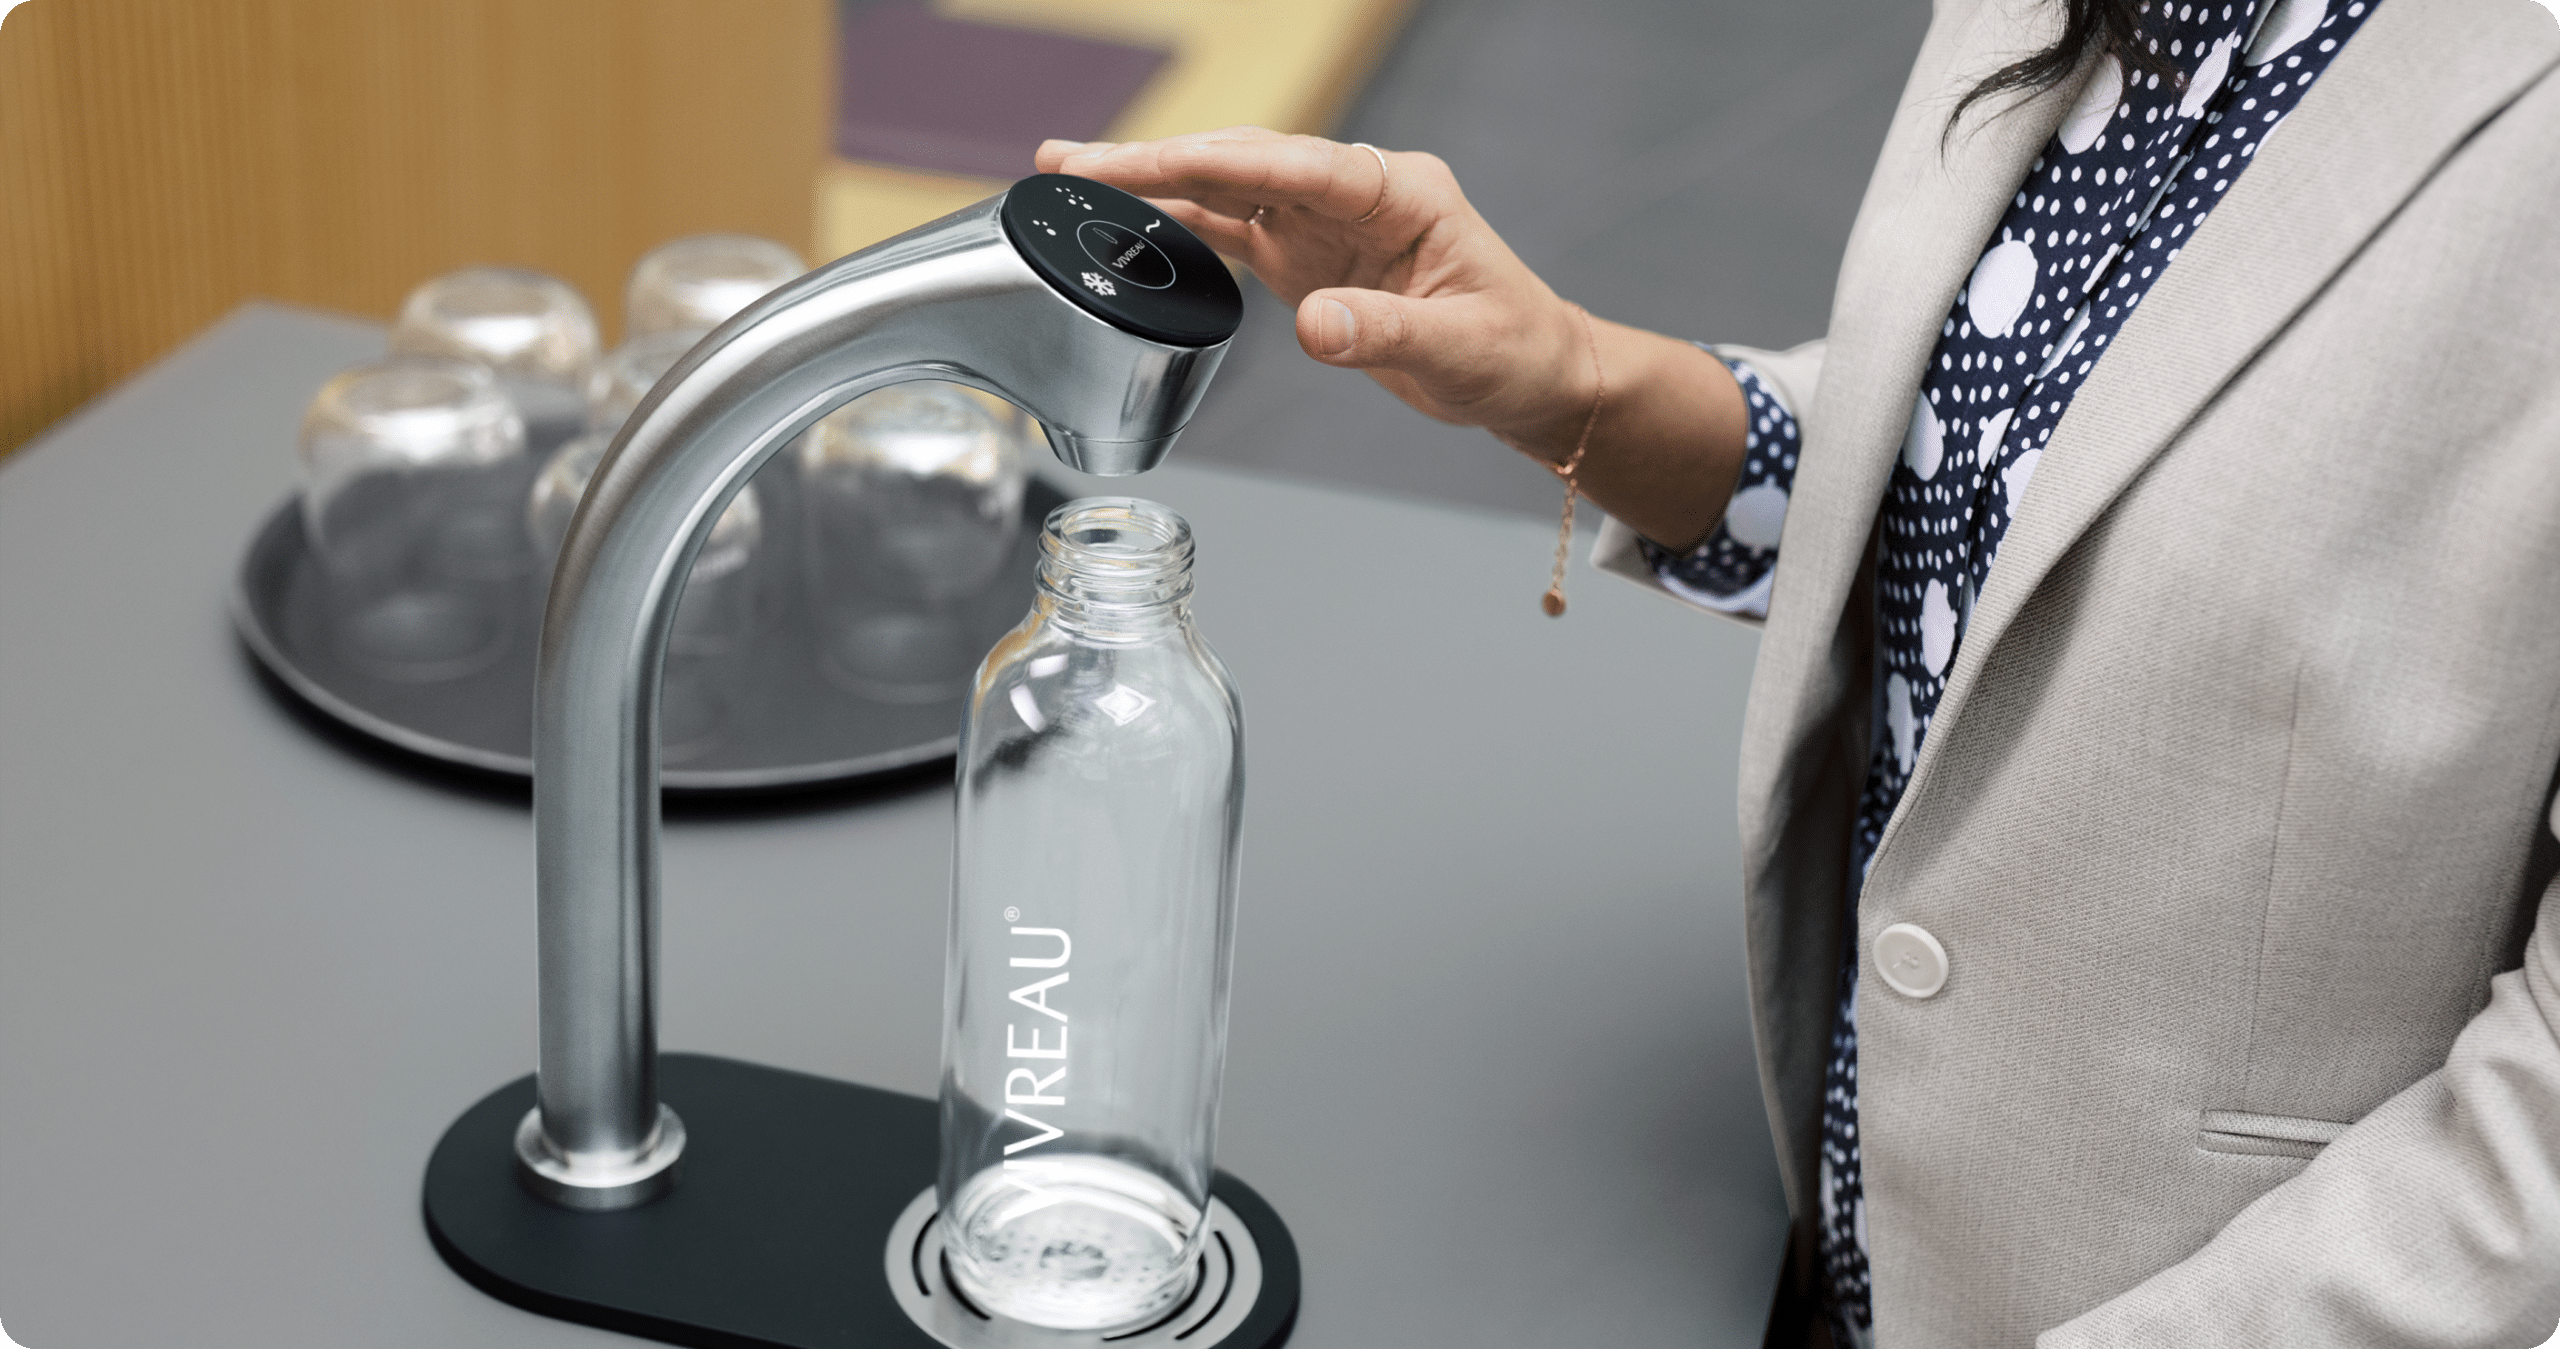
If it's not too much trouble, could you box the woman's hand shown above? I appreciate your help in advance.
[1037,128,1595,452]
[1036,128,1751,552]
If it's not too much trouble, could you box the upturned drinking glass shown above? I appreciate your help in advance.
[796,381,1027,700]
[390,266,601,444]
[939,498,1245,1332]
[624,234,806,339]
[299,356,528,680]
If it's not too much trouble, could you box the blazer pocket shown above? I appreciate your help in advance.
[2197,1109,2353,1160]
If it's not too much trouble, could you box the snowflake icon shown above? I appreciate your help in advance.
[1080,271,1117,296]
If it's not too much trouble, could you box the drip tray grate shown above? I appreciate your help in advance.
[886,1186,1269,1349]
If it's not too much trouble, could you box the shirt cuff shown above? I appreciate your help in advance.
[1622,353,1802,621]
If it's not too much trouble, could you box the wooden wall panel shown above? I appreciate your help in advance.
[0,0,830,456]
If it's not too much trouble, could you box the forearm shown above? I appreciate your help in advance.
[1487,314,1749,552]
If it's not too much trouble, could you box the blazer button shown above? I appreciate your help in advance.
[1875,922,1949,999]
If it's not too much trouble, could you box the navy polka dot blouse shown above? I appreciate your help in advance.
[1636,0,2381,1336]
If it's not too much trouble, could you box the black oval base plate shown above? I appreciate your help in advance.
[423,1054,1299,1349]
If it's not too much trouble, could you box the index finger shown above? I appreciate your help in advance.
[1053,128,1391,222]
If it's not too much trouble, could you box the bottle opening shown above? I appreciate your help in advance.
[1037,497,1194,610]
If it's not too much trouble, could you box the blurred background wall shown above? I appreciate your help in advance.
[0,0,830,456]
[0,0,1417,460]
[0,0,1926,517]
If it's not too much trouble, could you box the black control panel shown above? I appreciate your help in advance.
[1001,174,1243,349]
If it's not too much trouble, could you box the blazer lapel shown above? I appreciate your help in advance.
[1727,0,2089,1223]
[1884,0,2560,847]
[1741,0,2078,846]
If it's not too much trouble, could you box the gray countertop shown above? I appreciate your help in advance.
[0,305,1781,1348]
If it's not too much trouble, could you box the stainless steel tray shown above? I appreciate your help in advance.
[232,477,1065,792]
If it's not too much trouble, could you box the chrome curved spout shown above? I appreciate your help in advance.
[520,187,1233,1208]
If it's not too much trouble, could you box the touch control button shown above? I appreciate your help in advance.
[1875,922,1949,999]
[1003,173,1241,346]
[1076,219,1176,290]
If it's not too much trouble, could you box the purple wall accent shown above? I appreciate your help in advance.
[836,2,1171,181]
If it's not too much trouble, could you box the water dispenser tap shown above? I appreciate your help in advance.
[519,175,1243,1209]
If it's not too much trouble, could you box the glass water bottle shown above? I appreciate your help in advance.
[939,498,1244,1332]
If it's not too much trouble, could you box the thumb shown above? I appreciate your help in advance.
[1294,287,1460,374]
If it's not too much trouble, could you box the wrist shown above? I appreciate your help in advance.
[1488,301,1605,465]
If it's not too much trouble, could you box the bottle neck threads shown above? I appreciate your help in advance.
[1035,498,1194,631]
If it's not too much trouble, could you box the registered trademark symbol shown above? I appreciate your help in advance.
[1003,907,1021,922]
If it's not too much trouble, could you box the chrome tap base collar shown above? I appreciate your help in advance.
[513,1104,686,1211]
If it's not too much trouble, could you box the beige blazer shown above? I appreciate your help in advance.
[1594,0,2560,1341]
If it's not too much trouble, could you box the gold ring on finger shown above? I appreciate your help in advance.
[1352,143,1391,223]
